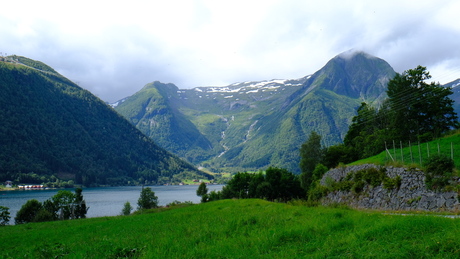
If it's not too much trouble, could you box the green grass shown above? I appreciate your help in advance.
[351,132,460,170]
[2,199,460,258]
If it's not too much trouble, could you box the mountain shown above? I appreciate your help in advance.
[0,55,208,186]
[444,79,460,114]
[113,51,395,173]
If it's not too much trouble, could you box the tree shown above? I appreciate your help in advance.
[74,188,88,219]
[386,66,458,141]
[196,182,209,203]
[121,201,133,216]
[137,187,158,210]
[51,190,76,220]
[0,206,10,226]
[15,199,42,224]
[300,131,325,192]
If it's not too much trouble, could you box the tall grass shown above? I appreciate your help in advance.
[1,199,460,258]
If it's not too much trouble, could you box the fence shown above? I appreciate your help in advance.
[384,140,456,167]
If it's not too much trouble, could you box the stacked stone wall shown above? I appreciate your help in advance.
[320,164,460,212]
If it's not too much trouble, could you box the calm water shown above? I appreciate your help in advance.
[0,185,223,224]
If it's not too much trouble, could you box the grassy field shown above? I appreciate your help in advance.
[351,131,460,170]
[1,199,460,258]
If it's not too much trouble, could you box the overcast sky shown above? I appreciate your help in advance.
[2,0,460,102]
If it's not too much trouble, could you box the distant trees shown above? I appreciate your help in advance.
[137,187,158,210]
[215,167,303,202]
[0,206,11,226]
[14,188,88,224]
[196,182,209,203]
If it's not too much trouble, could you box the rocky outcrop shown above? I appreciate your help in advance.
[320,164,460,212]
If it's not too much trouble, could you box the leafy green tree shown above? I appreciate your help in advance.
[322,144,354,168]
[300,131,325,192]
[137,187,158,210]
[207,190,221,202]
[52,190,76,220]
[15,199,42,224]
[0,206,10,226]
[121,201,133,216]
[196,182,209,203]
[387,66,458,141]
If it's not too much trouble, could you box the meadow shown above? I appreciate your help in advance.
[1,199,460,258]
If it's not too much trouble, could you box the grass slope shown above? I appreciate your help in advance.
[352,131,460,169]
[1,199,460,258]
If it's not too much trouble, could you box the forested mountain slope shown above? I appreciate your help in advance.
[0,56,206,186]
[114,51,396,173]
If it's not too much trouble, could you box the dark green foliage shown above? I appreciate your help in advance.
[424,154,454,190]
[15,188,89,224]
[0,58,203,186]
[196,182,209,203]
[74,188,87,219]
[300,132,325,192]
[322,144,355,168]
[15,199,42,224]
[137,187,158,210]
[121,202,133,216]
[219,167,304,202]
[387,66,458,141]
[0,206,10,226]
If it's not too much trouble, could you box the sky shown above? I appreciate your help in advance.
[1,0,460,102]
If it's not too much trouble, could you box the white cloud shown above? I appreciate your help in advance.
[1,0,459,102]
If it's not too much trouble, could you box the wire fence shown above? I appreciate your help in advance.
[384,140,456,167]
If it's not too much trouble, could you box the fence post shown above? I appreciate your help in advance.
[418,141,422,165]
[451,142,454,160]
[400,141,404,164]
[427,143,429,158]
[409,141,413,163]
[393,140,396,160]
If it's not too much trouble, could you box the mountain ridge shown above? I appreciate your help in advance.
[0,56,208,186]
[113,51,397,173]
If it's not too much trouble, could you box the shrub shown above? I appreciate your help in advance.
[15,199,42,224]
[424,154,454,190]
[308,185,329,201]
[0,206,10,226]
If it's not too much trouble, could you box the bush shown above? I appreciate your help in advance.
[424,154,454,190]
[0,206,10,226]
[15,199,42,224]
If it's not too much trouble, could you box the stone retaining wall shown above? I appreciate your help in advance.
[320,164,460,212]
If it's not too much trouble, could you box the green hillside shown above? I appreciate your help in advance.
[114,52,395,174]
[2,199,460,258]
[351,131,460,169]
[0,57,207,186]
[114,81,214,163]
